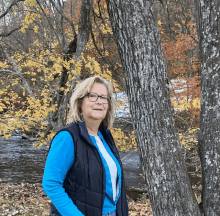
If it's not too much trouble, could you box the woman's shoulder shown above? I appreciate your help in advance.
[63,122,79,130]
[58,122,80,135]
[53,130,73,143]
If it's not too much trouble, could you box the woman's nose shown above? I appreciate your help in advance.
[96,97,102,103]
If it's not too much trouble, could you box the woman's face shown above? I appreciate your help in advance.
[81,83,109,123]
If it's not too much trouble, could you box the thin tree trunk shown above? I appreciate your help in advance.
[75,0,93,59]
[106,0,201,215]
[196,0,220,215]
[47,0,93,131]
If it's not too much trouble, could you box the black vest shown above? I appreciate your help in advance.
[49,122,128,216]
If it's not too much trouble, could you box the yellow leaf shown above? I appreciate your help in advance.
[21,26,27,33]
[4,133,11,140]
[189,128,197,134]
[33,25,39,33]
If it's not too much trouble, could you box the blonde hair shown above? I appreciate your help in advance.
[68,76,115,129]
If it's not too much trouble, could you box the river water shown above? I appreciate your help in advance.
[0,136,146,190]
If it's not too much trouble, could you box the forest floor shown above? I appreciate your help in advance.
[0,129,201,216]
[0,182,153,216]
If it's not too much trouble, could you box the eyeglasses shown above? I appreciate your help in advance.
[85,92,110,104]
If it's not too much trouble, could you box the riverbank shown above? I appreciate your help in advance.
[0,182,152,216]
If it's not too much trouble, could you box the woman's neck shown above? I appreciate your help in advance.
[84,120,100,136]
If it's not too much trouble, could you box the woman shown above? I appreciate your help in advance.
[43,76,128,216]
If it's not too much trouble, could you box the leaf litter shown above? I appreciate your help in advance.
[0,182,152,216]
[0,183,50,216]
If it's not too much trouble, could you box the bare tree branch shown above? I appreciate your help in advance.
[48,0,77,37]
[0,26,22,37]
[0,69,16,74]
[0,0,25,19]
[90,30,123,79]
[0,43,36,100]
[35,0,62,49]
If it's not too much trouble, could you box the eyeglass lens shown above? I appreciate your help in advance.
[88,93,109,103]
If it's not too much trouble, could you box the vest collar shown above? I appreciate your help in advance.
[78,121,114,149]
[78,121,95,147]
[99,123,116,152]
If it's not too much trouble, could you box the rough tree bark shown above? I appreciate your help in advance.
[106,0,201,215]
[75,0,93,59]
[196,0,220,215]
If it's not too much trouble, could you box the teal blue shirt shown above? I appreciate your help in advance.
[43,131,121,216]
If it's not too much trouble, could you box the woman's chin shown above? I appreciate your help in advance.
[90,111,106,120]
[90,114,105,121]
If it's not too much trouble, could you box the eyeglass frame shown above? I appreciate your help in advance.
[84,92,111,104]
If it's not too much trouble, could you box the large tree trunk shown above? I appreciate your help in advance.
[106,0,201,215]
[196,0,220,215]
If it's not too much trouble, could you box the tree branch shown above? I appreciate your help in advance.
[90,30,123,79]
[48,0,76,37]
[0,26,22,37]
[0,69,16,75]
[35,0,62,48]
[0,0,25,19]
[0,43,36,100]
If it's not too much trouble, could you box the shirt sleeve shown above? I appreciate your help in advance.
[42,131,84,216]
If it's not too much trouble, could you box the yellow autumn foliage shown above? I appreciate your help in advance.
[0,0,127,149]
[171,97,200,112]
[111,128,137,152]
[0,35,124,148]
[178,127,199,150]
[25,0,36,7]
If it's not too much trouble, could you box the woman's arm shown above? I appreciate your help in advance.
[42,131,84,216]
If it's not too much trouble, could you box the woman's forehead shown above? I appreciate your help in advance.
[89,83,108,93]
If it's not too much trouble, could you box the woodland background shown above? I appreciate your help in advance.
[0,0,212,215]
[0,0,200,148]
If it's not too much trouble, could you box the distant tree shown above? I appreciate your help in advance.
[155,0,201,129]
